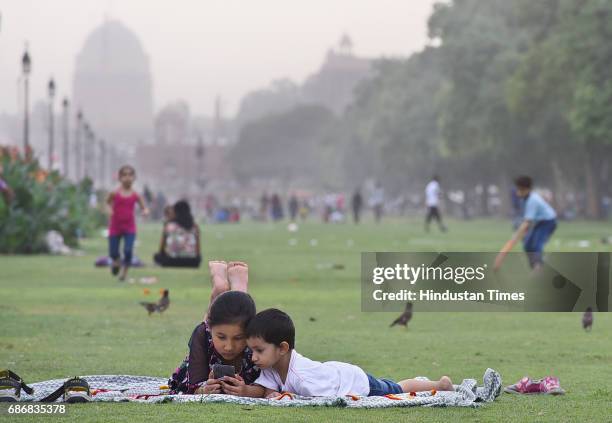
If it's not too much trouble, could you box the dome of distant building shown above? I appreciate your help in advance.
[73,20,154,147]
[301,34,372,115]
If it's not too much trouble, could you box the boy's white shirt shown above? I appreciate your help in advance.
[425,180,440,207]
[254,350,370,397]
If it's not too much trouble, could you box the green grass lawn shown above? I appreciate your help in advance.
[1,218,611,422]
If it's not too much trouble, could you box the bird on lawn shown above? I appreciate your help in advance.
[140,289,170,316]
[582,307,593,331]
[390,302,413,328]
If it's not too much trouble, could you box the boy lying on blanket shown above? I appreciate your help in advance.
[219,309,454,398]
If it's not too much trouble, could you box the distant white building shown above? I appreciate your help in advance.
[72,20,154,149]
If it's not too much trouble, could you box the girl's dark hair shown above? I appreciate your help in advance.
[173,200,195,230]
[118,165,135,176]
[207,291,256,328]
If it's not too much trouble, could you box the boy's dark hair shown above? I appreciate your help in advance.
[207,291,256,328]
[514,175,533,189]
[118,165,135,176]
[246,308,295,349]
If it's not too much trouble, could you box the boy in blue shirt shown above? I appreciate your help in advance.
[495,176,557,271]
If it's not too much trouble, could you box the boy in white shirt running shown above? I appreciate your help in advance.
[224,308,454,398]
[425,175,447,233]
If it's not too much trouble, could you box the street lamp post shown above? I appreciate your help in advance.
[21,48,31,153]
[84,126,96,183]
[196,133,206,188]
[62,98,69,177]
[90,130,96,184]
[83,123,90,179]
[110,145,117,181]
[47,78,56,169]
[75,110,83,180]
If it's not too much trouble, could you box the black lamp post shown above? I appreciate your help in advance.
[85,126,96,183]
[62,98,69,177]
[47,78,56,169]
[21,48,31,152]
[83,123,90,179]
[90,130,97,184]
[110,145,117,181]
[75,110,83,180]
[196,133,206,188]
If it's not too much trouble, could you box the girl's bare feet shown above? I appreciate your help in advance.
[209,261,230,302]
[227,261,249,292]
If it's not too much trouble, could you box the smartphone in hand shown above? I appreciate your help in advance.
[212,364,236,380]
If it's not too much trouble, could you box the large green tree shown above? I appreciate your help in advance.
[232,0,612,219]
[334,49,446,194]
[509,0,612,217]
[428,0,548,214]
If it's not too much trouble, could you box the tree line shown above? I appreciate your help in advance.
[232,0,612,218]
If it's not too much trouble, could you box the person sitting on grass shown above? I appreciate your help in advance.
[494,175,557,271]
[218,308,454,398]
[154,200,201,268]
[169,261,262,395]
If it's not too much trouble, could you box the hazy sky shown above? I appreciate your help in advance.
[0,0,437,117]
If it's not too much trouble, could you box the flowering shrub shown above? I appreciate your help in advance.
[0,146,104,253]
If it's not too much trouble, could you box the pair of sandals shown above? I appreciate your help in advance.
[0,370,91,403]
[504,376,565,395]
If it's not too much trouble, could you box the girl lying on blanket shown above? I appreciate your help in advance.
[221,309,455,398]
[169,261,261,394]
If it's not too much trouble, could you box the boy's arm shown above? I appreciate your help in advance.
[244,384,268,398]
[241,384,280,398]
[263,387,282,398]
[221,368,282,398]
[219,377,267,397]
[248,385,280,398]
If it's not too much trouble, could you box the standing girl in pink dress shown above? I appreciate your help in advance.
[106,165,149,281]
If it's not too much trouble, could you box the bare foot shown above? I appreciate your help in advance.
[227,261,249,292]
[209,261,230,301]
[438,376,454,391]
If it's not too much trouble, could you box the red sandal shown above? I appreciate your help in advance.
[504,376,565,395]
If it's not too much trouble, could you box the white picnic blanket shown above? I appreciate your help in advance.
[19,368,501,408]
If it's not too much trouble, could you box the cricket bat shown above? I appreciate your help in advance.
[495,238,518,271]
